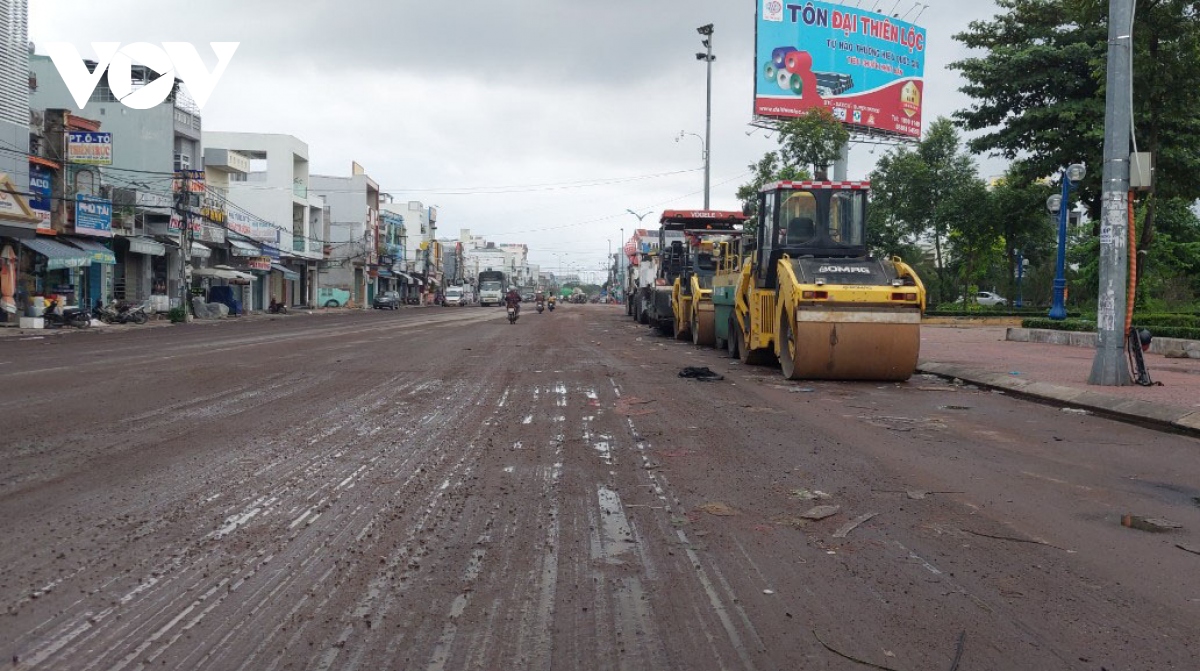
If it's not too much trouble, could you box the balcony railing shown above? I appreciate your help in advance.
[292,181,307,198]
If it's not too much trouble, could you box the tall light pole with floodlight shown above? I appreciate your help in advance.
[696,23,715,209]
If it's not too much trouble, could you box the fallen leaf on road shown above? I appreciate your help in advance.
[699,502,738,516]
[832,512,879,538]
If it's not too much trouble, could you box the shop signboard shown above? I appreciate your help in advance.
[28,164,53,228]
[74,194,113,238]
[248,256,272,271]
[172,170,206,194]
[67,132,113,165]
[755,0,926,138]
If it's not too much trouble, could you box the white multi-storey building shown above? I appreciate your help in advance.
[201,132,325,309]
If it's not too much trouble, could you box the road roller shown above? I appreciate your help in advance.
[730,180,926,381]
[648,210,744,337]
[671,226,746,346]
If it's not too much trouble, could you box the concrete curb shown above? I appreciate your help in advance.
[917,361,1200,438]
[1006,328,1200,356]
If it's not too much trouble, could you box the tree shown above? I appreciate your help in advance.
[952,0,1200,293]
[734,108,849,229]
[776,108,850,180]
[867,118,984,304]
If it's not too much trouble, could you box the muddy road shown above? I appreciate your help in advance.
[2,306,1199,670]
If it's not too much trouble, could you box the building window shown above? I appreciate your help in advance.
[174,153,190,170]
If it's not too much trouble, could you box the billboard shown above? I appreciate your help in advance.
[755,0,926,138]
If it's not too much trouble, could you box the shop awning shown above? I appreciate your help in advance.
[228,238,260,257]
[270,263,299,281]
[21,237,92,270]
[396,272,415,285]
[127,237,166,256]
[190,242,212,259]
[193,266,254,281]
[63,237,115,265]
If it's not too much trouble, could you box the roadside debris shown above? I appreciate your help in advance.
[699,502,738,516]
[812,629,904,671]
[790,489,832,501]
[832,512,879,538]
[1061,408,1090,415]
[938,405,972,411]
[963,527,1071,552]
[799,505,841,521]
[678,366,724,381]
[1122,514,1182,533]
[763,589,775,595]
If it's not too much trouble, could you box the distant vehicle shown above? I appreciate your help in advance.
[478,271,506,306]
[373,291,401,310]
[958,291,1007,307]
[443,286,465,307]
[318,287,352,308]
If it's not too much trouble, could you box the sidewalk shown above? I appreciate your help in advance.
[918,325,1200,435]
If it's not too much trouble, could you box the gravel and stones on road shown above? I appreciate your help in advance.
[2,307,1199,670]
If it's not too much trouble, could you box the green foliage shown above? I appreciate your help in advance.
[867,118,992,305]
[775,109,850,180]
[1022,316,1200,340]
[1022,317,1096,332]
[953,0,1200,308]
[168,307,187,324]
[735,109,848,231]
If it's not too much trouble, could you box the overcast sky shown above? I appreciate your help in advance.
[29,0,1004,280]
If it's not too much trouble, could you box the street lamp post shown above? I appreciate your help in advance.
[696,23,715,210]
[1013,248,1026,308]
[1046,163,1086,320]
[676,131,707,205]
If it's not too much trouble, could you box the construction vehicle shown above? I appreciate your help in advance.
[710,237,747,351]
[669,217,747,345]
[730,180,925,381]
[646,211,742,336]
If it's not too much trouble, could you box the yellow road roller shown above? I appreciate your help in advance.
[672,227,746,346]
[730,180,926,381]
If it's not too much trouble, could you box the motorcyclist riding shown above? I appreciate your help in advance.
[504,287,522,316]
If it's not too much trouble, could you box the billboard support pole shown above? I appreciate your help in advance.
[833,144,849,181]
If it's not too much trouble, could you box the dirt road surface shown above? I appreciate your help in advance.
[3,306,1199,670]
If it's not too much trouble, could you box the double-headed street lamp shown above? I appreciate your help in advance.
[1046,163,1086,320]
[696,23,715,209]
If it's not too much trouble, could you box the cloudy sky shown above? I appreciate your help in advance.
[29,0,1004,280]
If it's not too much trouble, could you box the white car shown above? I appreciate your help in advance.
[443,286,465,306]
[959,291,1007,307]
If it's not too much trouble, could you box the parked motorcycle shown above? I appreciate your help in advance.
[117,300,149,325]
[43,300,91,329]
[268,299,289,314]
[507,305,519,324]
[93,300,122,324]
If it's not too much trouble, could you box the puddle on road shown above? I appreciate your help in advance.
[596,486,635,563]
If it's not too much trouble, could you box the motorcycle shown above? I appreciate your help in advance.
[268,299,289,314]
[117,300,149,325]
[93,300,122,324]
[548,300,555,312]
[507,305,519,324]
[535,301,545,314]
[43,299,91,329]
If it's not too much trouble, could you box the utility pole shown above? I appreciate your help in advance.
[696,24,715,209]
[175,169,193,323]
[1088,0,1134,386]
